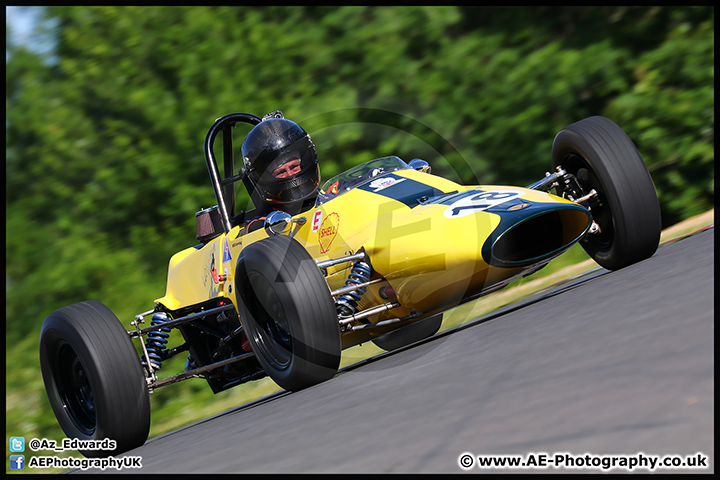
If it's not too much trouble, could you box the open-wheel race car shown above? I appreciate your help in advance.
[39,113,661,457]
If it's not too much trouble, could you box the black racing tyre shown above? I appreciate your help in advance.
[552,116,662,270]
[39,300,150,458]
[235,235,341,391]
[372,314,443,351]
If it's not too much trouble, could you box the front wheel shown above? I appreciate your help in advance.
[39,301,151,458]
[235,235,341,391]
[552,116,661,270]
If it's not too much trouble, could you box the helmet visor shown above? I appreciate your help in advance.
[272,158,302,179]
[261,164,321,204]
[250,134,319,205]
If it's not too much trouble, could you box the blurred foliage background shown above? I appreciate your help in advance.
[5,5,714,463]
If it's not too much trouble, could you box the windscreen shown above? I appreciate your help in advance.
[315,156,410,206]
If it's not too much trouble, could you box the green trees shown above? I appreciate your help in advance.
[6,6,713,445]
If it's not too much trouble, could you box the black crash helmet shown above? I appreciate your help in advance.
[241,117,320,207]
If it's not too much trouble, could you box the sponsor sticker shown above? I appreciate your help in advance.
[319,212,340,253]
[222,237,232,263]
[311,209,323,233]
[368,176,406,192]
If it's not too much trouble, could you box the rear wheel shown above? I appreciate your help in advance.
[39,301,150,457]
[552,116,661,270]
[235,235,341,391]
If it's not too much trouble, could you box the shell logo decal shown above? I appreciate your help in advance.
[318,212,340,253]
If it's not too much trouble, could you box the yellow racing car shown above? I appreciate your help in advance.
[39,113,661,457]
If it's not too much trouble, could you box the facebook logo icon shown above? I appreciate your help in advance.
[10,455,25,470]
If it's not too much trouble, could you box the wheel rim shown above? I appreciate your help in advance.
[54,343,96,436]
[246,272,293,370]
[559,153,615,249]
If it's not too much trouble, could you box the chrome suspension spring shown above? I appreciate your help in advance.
[141,312,171,371]
[336,261,372,317]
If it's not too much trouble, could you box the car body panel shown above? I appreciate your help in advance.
[156,164,591,349]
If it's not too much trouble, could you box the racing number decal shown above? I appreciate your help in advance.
[443,191,523,218]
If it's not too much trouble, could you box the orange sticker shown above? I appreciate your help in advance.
[328,181,340,195]
[319,212,340,253]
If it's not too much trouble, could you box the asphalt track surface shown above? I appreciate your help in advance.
[76,228,713,474]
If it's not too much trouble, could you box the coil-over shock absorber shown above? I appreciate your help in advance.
[141,312,171,371]
[336,261,372,317]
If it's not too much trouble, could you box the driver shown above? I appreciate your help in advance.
[241,111,321,233]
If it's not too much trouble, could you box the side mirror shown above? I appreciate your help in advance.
[264,211,307,236]
[409,158,431,174]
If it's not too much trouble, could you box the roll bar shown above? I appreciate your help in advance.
[203,113,262,233]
